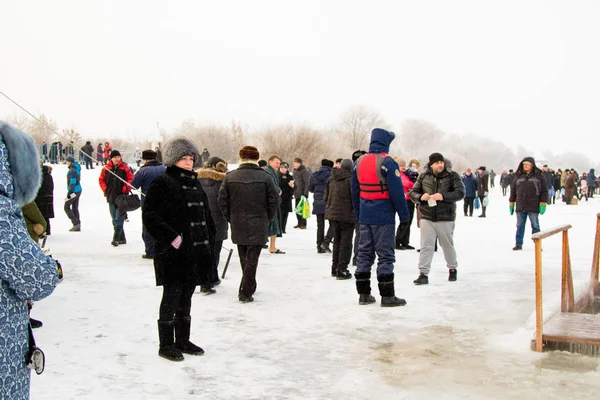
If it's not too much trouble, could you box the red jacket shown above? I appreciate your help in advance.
[400,170,414,201]
[99,160,134,202]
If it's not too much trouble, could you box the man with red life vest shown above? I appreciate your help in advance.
[351,128,410,307]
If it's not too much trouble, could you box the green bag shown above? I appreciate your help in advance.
[295,196,311,219]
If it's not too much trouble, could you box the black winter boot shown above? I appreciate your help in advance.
[118,230,127,245]
[336,265,352,280]
[111,230,120,246]
[378,274,407,307]
[331,264,337,277]
[175,316,205,356]
[157,320,184,361]
[355,272,376,305]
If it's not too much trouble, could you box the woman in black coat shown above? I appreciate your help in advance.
[142,138,216,362]
[278,162,294,234]
[35,164,54,234]
[196,156,228,293]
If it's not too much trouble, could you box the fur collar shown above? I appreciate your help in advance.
[195,166,226,182]
[0,123,41,205]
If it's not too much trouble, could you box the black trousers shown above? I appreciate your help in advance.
[208,239,223,285]
[295,198,307,227]
[502,186,507,196]
[159,283,196,321]
[352,223,360,265]
[478,196,486,216]
[280,207,289,234]
[85,158,94,169]
[395,201,415,247]
[330,220,354,272]
[316,214,334,247]
[463,197,475,216]
[237,244,262,299]
[64,192,81,226]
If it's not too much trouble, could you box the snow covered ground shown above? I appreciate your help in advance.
[30,164,600,400]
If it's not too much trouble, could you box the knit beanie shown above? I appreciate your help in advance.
[206,156,225,168]
[428,152,444,165]
[141,150,157,160]
[341,159,353,171]
[110,150,121,159]
[239,145,260,161]
[161,137,199,167]
[321,159,334,168]
[65,155,75,162]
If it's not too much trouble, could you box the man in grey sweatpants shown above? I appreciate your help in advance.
[409,152,465,285]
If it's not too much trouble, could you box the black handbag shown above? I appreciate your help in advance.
[115,193,141,213]
[26,323,45,375]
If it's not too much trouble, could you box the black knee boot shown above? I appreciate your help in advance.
[111,229,121,246]
[355,272,376,305]
[157,320,184,361]
[378,273,407,307]
[175,316,204,355]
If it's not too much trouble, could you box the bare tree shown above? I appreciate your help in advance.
[335,106,387,151]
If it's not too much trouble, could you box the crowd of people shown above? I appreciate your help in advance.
[2,119,599,397]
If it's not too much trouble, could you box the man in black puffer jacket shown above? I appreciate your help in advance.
[409,153,465,285]
[325,159,355,280]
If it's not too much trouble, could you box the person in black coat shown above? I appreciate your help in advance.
[309,159,334,253]
[476,166,489,217]
[218,145,279,303]
[196,156,229,294]
[278,162,294,234]
[143,138,216,362]
[324,159,355,280]
[35,164,54,235]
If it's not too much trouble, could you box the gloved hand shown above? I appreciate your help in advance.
[509,202,514,215]
[539,203,547,215]
[171,235,182,249]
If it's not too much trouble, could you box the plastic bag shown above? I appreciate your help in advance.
[474,197,480,209]
[302,199,311,219]
[482,196,489,207]
[295,195,309,217]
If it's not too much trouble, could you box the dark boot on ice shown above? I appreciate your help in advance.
[118,230,127,245]
[331,264,337,277]
[111,230,120,247]
[355,272,376,305]
[157,320,184,361]
[175,316,205,356]
[336,265,352,280]
[378,274,407,307]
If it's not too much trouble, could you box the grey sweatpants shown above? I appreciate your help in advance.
[418,219,458,275]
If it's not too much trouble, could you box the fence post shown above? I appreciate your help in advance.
[535,238,544,352]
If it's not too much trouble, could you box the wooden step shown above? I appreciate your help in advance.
[543,312,600,345]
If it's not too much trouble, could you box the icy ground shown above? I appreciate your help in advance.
[30,164,600,400]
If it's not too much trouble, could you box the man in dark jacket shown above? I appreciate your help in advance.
[409,153,465,285]
[218,146,279,303]
[292,158,311,229]
[131,150,166,259]
[200,148,210,165]
[509,157,548,250]
[476,166,489,218]
[541,165,554,204]
[461,168,477,216]
[325,159,355,280]
[98,150,135,246]
[35,165,54,235]
[351,128,410,307]
[265,156,284,254]
[81,140,94,170]
[310,159,334,253]
[278,162,294,234]
[587,169,596,198]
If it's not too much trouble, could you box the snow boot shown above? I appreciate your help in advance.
[331,264,337,277]
[320,243,332,253]
[111,229,120,247]
[317,246,326,254]
[118,230,127,245]
[513,245,522,251]
[378,274,407,307]
[355,272,376,305]
[175,316,204,356]
[448,269,457,282]
[157,320,184,361]
[413,273,429,285]
[336,266,352,280]
[69,224,81,232]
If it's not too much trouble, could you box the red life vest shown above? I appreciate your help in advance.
[356,152,390,200]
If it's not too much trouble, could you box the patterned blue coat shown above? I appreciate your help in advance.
[0,123,58,400]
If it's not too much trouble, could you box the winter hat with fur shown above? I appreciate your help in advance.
[162,137,199,167]
[0,122,42,206]
[239,145,260,161]
[141,150,157,160]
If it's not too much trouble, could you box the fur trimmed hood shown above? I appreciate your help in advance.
[195,163,227,182]
[0,122,41,206]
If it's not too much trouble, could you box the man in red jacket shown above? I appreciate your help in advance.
[99,150,134,246]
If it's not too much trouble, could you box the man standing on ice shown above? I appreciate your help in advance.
[409,153,465,285]
[509,157,548,251]
[351,128,410,307]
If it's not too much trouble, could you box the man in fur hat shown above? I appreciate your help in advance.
[131,150,166,258]
[218,146,279,303]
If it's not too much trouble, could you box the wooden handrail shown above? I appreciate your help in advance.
[532,224,573,353]
[590,214,600,286]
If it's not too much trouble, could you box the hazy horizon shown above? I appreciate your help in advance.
[1,0,599,161]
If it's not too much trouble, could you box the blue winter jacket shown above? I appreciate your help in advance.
[351,128,410,225]
[309,166,331,215]
[0,123,58,400]
[67,161,82,195]
[131,160,167,207]
[462,173,478,198]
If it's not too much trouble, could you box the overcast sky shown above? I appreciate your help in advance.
[1,0,599,161]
